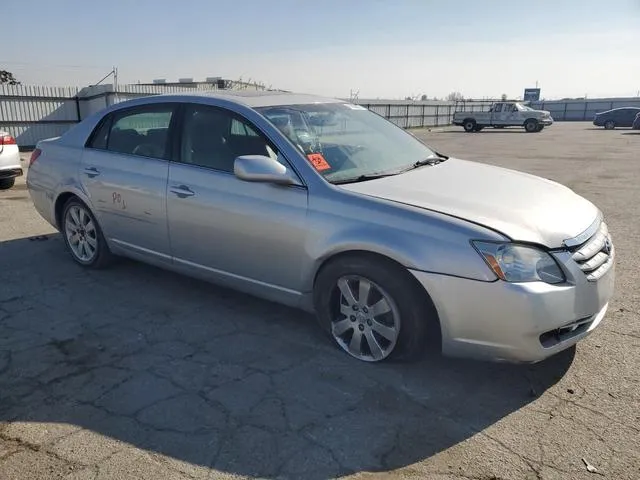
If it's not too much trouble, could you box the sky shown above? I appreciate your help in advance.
[3,0,640,100]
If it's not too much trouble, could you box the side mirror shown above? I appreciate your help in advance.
[234,155,297,185]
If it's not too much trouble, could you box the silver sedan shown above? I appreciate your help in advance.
[26,91,615,363]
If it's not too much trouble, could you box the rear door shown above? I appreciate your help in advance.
[490,103,507,125]
[166,103,309,292]
[81,103,177,262]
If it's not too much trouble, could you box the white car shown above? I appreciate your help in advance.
[0,131,22,190]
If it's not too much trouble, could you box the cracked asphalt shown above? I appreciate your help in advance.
[1,123,639,480]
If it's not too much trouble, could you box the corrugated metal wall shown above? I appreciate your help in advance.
[529,98,640,121]
[0,85,80,146]
[361,100,493,128]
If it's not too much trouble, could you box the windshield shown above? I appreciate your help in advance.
[256,103,439,183]
[516,103,534,111]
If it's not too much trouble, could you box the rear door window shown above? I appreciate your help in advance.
[87,105,175,160]
[108,108,174,159]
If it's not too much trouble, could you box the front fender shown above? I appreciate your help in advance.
[302,221,500,292]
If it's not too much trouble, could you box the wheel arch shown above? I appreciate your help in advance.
[311,249,441,323]
[54,189,95,230]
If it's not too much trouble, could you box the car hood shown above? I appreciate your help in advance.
[339,158,599,248]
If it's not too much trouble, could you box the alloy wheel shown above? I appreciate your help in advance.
[331,275,401,362]
[64,205,98,263]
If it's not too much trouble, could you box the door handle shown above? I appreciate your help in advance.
[84,167,101,178]
[170,185,195,198]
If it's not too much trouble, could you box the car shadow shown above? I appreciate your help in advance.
[621,132,640,135]
[0,234,575,479]
[437,129,530,134]
[584,127,635,131]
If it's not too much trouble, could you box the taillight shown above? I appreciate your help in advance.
[0,135,16,145]
[29,148,42,167]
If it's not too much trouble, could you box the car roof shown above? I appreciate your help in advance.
[146,90,344,108]
[602,107,640,112]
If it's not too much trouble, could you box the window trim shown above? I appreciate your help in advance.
[84,103,179,161]
[172,102,306,187]
[85,114,114,150]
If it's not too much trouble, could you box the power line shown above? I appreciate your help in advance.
[0,60,112,69]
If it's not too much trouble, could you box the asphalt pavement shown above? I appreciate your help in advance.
[0,123,638,480]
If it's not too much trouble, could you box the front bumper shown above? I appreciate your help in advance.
[410,254,615,363]
[541,117,554,126]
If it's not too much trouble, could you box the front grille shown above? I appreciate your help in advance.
[567,221,614,281]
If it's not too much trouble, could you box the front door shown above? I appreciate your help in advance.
[80,103,176,261]
[166,103,308,295]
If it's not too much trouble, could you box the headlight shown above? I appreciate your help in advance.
[472,242,565,284]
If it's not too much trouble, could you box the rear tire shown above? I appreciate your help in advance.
[524,119,539,133]
[0,178,15,190]
[61,197,113,269]
[463,119,477,132]
[604,120,615,130]
[313,255,439,363]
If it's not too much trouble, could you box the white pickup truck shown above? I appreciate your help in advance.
[452,102,554,133]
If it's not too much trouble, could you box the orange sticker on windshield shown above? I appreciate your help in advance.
[307,153,331,171]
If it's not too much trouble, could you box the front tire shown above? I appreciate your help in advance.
[313,255,438,363]
[463,119,477,132]
[604,120,615,130]
[524,119,539,133]
[61,198,113,268]
[0,178,15,190]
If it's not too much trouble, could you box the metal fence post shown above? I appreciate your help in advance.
[435,104,439,127]
[421,104,425,128]
[74,95,81,122]
[386,104,391,120]
[563,102,568,121]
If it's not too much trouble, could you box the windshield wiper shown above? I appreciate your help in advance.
[331,152,449,185]
[331,171,399,185]
[397,153,448,173]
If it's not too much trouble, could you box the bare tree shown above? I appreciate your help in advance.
[0,70,20,85]
[446,91,464,101]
